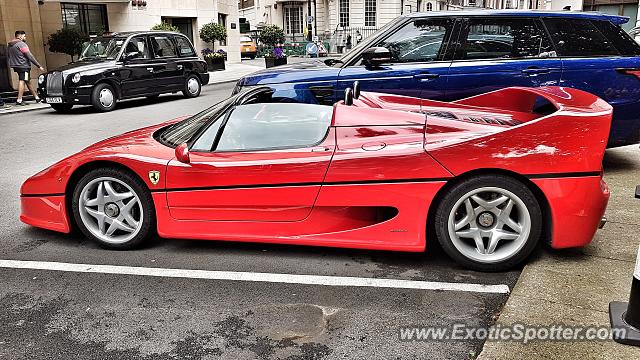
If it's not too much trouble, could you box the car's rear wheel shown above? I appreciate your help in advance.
[183,74,201,98]
[72,168,154,249]
[434,175,542,272]
[50,104,73,113]
[91,83,117,112]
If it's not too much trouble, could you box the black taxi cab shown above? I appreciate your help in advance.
[38,31,209,112]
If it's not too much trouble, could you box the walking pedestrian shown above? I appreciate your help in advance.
[7,30,44,106]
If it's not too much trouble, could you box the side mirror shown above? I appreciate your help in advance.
[122,52,139,62]
[175,143,190,164]
[361,47,392,67]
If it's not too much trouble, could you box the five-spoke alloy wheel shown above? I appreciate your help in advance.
[434,175,542,271]
[72,168,154,249]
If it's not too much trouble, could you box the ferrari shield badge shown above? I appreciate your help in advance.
[148,170,160,185]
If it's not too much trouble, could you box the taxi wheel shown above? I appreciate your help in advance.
[183,74,201,98]
[91,83,117,112]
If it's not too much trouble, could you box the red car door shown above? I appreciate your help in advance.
[165,103,335,222]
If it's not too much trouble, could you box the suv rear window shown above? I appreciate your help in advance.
[543,18,619,57]
[591,20,640,56]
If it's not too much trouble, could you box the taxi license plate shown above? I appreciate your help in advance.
[46,97,62,103]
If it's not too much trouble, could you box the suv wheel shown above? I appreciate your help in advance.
[91,83,117,112]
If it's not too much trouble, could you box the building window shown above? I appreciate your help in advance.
[238,0,255,9]
[284,5,303,35]
[365,0,376,27]
[61,3,108,36]
[218,13,227,45]
[426,2,433,10]
[339,0,349,27]
[505,0,512,8]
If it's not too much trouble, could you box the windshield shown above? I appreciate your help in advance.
[156,97,235,147]
[79,37,126,60]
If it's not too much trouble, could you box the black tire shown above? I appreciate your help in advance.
[91,83,117,112]
[182,74,202,98]
[250,55,256,59]
[71,168,155,250]
[50,103,73,113]
[433,174,542,272]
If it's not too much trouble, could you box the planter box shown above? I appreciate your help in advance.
[206,57,225,71]
[265,57,288,68]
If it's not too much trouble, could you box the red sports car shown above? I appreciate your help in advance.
[20,85,611,271]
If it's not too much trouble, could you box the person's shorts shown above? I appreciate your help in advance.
[12,68,30,81]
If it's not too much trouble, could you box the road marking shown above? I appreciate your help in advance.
[0,259,510,294]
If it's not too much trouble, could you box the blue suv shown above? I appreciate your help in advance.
[235,11,640,147]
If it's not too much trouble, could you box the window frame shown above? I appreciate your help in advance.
[365,0,377,27]
[173,34,196,57]
[61,2,109,36]
[149,34,179,59]
[355,17,459,66]
[541,17,622,59]
[202,104,333,153]
[121,35,152,61]
[339,0,350,28]
[451,16,557,62]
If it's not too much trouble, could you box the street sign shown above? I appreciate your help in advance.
[306,42,318,55]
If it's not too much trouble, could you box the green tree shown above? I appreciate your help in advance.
[47,27,89,62]
[258,25,285,47]
[199,22,227,50]
[151,22,180,32]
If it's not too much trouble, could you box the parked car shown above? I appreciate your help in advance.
[234,11,640,148]
[240,36,257,59]
[20,85,611,271]
[38,31,209,113]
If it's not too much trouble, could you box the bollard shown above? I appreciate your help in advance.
[608,186,640,345]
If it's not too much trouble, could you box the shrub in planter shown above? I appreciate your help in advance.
[151,22,180,32]
[202,48,226,71]
[200,23,227,48]
[259,25,288,68]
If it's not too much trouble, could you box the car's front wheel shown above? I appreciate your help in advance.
[91,83,117,112]
[183,74,201,98]
[434,175,542,272]
[72,168,155,249]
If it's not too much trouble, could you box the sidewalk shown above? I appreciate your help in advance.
[207,61,263,85]
[478,145,640,359]
[0,62,264,116]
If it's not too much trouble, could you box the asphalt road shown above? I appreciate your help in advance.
[0,83,520,360]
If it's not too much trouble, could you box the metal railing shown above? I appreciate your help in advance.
[329,26,379,54]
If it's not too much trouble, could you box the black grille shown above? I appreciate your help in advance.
[46,72,63,96]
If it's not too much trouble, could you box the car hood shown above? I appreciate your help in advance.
[240,59,340,86]
[51,60,117,76]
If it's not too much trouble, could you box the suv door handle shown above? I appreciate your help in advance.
[414,73,440,82]
[521,68,550,75]
[146,67,154,72]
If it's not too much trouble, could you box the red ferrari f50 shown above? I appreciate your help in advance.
[20,85,611,271]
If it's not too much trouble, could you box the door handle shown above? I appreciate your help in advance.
[414,73,440,82]
[521,68,550,75]
[177,64,184,70]
[146,67,154,72]
[311,146,331,152]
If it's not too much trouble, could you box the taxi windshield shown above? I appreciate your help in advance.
[79,37,126,60]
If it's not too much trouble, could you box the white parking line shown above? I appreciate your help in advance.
[0,259,510,294]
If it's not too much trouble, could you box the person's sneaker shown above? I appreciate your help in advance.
[15,101,27,106]
[35,98,43,103]
[0,104,12,110]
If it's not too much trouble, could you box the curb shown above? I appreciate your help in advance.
[0,80,240,117]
